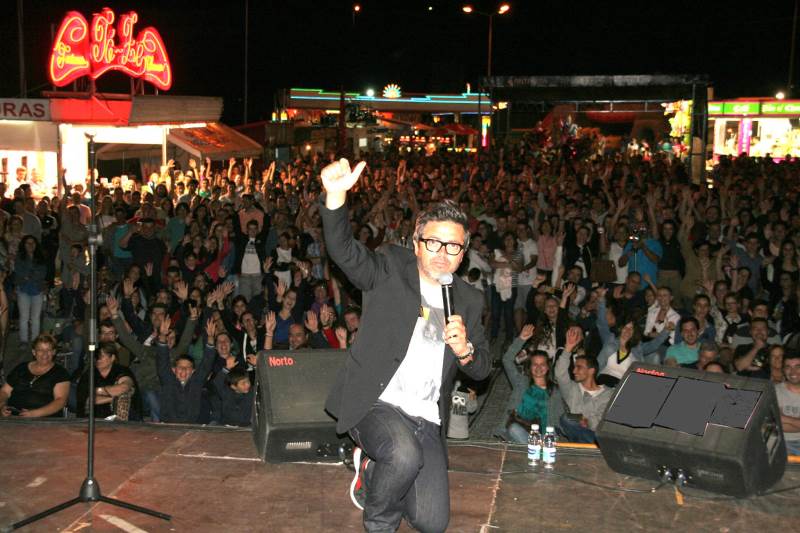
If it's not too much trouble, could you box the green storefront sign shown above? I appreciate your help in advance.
[709,100,800,116]
[721,102,760,115]
[762,102,800,114]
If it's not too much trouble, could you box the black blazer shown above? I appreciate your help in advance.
[320,199,491,436]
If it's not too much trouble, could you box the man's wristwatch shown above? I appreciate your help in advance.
[456,341,475,360]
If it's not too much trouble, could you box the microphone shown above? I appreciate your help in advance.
[439,273,455,322]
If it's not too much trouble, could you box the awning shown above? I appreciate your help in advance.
[167,122,262,160]
[95,143,162,160]
[0,121,59,152]
[435,123,478,136]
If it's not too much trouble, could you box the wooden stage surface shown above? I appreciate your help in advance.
[1,420,800,532]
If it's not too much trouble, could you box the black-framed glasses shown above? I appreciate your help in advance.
[419,237,465,256]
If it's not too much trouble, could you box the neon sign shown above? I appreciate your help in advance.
[49,7,173,90]
[382,84,402,99]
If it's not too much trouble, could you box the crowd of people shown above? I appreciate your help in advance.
[0,127,799,454]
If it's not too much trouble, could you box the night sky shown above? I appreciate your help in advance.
[0,0,796,124]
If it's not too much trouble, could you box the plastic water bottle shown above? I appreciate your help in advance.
[527,424,542,467]
[542,426,557,469]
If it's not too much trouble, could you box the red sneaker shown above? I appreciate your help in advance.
[349,446,370,511]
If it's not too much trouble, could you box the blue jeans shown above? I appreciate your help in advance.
[508,422,530,444]
[350,401,449,533]
[17,291,43,343]
[490,286,517,342]
[558,413,597,443]
[142,389,161,422]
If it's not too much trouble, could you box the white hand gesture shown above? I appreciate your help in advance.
[320,158,367,194]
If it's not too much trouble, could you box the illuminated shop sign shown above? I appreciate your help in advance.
[708,102,759,115]
[761,102,800,114]
[49,7,173,90]
[709,100,800,116]
[0,99,50,121]
[383,84,402,99]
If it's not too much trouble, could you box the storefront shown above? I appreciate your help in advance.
[708,99,800,159]
[0,99,59,196]
[281,86,490,155]
[1,6,261,197]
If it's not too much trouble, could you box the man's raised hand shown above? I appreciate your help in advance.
[564,326,583,352]
[321,158,367,209]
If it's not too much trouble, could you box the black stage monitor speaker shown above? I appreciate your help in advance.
[596,363,787,497]
[252,349,349,463]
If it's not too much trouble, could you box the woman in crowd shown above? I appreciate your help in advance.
[15,236,48,344]
[0,334,69,417]
[76,342,141,420]
[497,324,564,443]
[490,232,522,345]
[595,287,672,387]
[533,216,558,278]
[4,214,24,269]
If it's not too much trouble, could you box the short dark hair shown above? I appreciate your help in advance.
[413,200,470,249]
[784,351,800,364]
[681,317,700,331]
[225,368,249,388]
[150,303,169,315]
[175,354,195,368]
[98,341,118,357]
[576,355,599,376]
[343,305,361,318]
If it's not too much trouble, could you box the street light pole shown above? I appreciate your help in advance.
[17,0,26,97]
[487,13,494,78]
[789,0,799,97]
[243,0,249,124]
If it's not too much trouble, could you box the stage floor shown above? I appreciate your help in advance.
[1,421,799,532]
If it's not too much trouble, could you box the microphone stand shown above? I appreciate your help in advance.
[8,135,170,530]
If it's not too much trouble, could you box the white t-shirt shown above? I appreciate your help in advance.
[645,304,681,345]
[608,242,629,284]
[241,238,261,275]
[467,249,493,283]
[379,278,446,424]
[517,238,539,286]
[776,382,800,443]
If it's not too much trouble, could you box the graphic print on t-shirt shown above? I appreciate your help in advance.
[379,280,447,423]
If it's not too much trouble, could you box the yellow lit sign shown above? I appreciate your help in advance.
[382,84,402,99]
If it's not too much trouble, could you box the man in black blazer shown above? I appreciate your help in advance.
[320,159,491,533]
